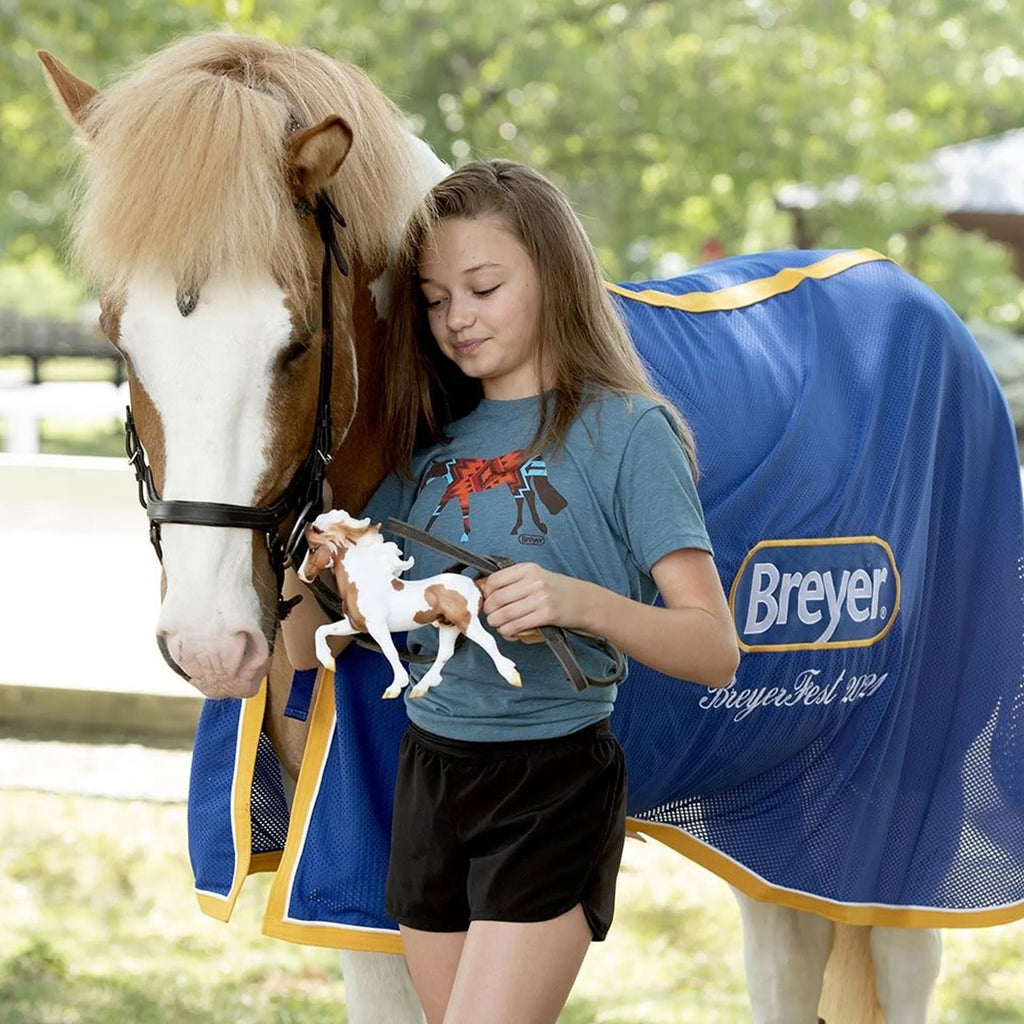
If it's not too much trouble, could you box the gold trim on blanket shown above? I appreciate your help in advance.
[605,249,889,312]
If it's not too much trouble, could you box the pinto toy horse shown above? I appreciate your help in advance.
[298,510,521,699]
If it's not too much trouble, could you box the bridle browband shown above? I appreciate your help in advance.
[125,190,349,629]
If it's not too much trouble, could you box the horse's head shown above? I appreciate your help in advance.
[42,35,447,698]
[297,524,340,582]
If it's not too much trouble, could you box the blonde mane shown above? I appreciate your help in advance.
[73,33,428,294]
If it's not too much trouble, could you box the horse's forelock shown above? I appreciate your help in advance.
[73,33,428,292]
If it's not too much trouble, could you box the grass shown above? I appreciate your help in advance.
[1,788,1024,1023]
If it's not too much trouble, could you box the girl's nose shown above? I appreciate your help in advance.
[446,295,474,330]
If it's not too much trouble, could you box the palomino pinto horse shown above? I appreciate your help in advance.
[44,34,1024,1024]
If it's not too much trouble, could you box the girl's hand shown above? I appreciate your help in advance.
[478,563,592,640]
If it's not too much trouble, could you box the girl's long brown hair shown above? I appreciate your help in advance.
[382,160,697,477]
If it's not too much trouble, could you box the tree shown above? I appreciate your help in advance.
[7,0,1024,325]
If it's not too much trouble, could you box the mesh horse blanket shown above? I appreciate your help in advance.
[188,249,1024,951]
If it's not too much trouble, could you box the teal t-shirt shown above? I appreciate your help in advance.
[360,391,712,741]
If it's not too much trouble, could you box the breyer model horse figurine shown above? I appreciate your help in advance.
[298,510,522,699]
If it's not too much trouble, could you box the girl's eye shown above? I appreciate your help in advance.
[474,285,499,297]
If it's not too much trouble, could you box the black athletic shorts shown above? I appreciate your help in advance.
[385,719,627,941]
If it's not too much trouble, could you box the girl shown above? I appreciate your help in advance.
[283,159,738,1024]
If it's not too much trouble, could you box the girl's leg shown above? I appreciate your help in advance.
[399,926,466,1024]
[442,905,592,1024]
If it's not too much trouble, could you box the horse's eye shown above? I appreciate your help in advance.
[279,340,310,370]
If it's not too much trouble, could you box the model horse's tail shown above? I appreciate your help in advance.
[818,924,884,1024]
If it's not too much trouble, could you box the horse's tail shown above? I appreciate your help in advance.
[818,924,884,1024]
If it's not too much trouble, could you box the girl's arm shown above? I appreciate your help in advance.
[478,548,739,689]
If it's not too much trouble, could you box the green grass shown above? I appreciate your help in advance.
[1,789,1023,1023]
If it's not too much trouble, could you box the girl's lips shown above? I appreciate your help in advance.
[453,339,485,356]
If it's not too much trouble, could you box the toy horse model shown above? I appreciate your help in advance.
[298,510,521,698]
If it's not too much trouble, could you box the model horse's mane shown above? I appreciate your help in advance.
[72,33,425,296]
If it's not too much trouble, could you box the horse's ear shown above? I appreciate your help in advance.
[288,115,354,203]
[38,51,99,133]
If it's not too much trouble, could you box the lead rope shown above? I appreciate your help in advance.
[380,518,627,692]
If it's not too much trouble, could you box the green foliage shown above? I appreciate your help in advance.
[5,0,1024,323]
[0,249,85,319]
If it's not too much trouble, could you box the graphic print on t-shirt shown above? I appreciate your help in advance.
[418,449,567,542]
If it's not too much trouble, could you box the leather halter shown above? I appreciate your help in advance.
[125,191,348,625]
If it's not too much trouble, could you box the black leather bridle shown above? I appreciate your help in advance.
[125,191,349,628]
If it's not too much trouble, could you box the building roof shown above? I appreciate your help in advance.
[777,127,1024,217]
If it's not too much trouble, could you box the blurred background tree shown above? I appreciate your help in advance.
[6,0,1024,326]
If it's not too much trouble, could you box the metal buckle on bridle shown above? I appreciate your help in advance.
[122,189,348,624]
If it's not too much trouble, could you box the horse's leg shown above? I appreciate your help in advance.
[463,617,522,688]
[340,949,422,1024]
[457,496,472,542]
[409,624,458,697]
[425,503,443,532]
[365,624,411,699]
[314,617,358,668]
[869,927,941,1024]
[523,490,547,533]
[263,637,310,785]
[510,493,525,535]
[733,889,833,1024]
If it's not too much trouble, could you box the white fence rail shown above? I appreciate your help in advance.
[0,381,127,454]
[0,454,184,696]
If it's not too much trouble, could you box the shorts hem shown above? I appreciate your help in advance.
[466,899,612,942]
[390,911,470,934]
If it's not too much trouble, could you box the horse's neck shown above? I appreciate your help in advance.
[342,541,391,585]
[327,266,392,513]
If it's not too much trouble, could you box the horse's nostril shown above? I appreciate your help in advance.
[237,629,271,678]
[156,632,190,680]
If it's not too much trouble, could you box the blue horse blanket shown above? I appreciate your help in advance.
[188,249,1024,951]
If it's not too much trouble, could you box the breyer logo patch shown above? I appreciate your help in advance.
[730,537,900,652]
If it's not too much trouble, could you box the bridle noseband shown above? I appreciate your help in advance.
[125,191,348,625]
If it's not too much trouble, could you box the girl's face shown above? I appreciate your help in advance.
[418,214,545,400]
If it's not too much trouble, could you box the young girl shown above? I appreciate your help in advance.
[283,159,738,1024]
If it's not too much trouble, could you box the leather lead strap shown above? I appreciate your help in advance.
[383,518,626,692]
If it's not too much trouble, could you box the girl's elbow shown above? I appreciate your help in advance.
[704,636,740,689]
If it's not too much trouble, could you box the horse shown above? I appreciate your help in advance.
[41,32,1024,1024]
[418,450,567,539]
[297,509,521,697]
